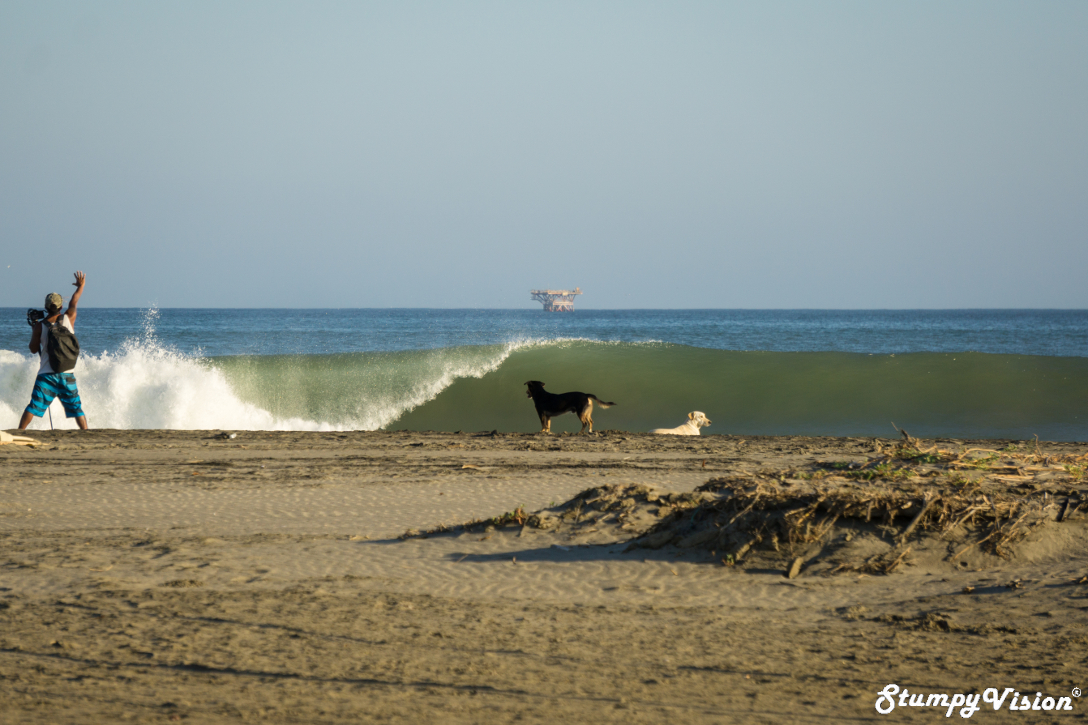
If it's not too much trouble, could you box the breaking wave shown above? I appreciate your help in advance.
[1,314,1085,440]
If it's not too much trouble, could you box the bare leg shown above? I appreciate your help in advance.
[17,410,35,431]
[75,416,88,430]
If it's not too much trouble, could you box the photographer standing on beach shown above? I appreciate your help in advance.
[17,271,89,431]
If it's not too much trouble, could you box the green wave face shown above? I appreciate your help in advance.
[209,344,517,431]
[210,341,1088,440]
[393,343,1088,440]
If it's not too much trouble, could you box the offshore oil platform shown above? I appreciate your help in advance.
[530,287,582,311]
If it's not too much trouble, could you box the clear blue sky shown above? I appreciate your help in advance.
[2,1,1086,309]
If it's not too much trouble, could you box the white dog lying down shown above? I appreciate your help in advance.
[650,411,712,435]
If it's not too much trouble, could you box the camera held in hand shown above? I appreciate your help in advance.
[26,309,46,327]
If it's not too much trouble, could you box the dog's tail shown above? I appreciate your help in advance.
[588,395,616,408]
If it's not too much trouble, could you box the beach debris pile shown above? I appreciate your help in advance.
[402,435,1086,576]
[628,436,1087,575]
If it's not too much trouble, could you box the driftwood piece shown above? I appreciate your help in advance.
[1058,499,1071,523]
[786,557,804,579]
[897,494,937,544]
[884,546,912,574]
[0,431,40,446]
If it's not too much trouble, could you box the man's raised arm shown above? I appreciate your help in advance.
[67,271,86,322]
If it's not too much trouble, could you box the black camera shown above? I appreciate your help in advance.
[27,309,46,327]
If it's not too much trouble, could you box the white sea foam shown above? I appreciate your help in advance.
[0,346,319,431]
[0,321,564,431]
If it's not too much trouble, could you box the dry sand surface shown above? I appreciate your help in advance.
[1,429,1087,723]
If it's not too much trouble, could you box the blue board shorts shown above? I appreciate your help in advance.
[26,373,85,418]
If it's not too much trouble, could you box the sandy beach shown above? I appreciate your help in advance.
[1,429,1086,723]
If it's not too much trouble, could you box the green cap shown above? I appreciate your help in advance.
[44,293,63,312]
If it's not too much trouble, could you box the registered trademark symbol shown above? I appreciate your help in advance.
[1074,688,1082,698]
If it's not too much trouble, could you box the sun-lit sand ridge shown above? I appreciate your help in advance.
[1,430,1086,723]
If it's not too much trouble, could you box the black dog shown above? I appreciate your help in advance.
[524,381,616,434]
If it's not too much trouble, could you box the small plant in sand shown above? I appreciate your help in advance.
[489,506,528,527]
[399,504,529,539]
[898,449,944,465]
[959,452,1000,469]
[944,472,972,488]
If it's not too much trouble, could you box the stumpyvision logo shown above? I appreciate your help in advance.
[875,685,1076,717]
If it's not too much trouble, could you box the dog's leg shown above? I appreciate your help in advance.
[580,400,594,434]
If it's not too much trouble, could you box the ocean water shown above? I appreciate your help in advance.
[0,308,1085,440]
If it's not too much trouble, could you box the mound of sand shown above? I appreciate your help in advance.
[402,483,709,540]
[406,437,1088,578]
[636,440,1088,575]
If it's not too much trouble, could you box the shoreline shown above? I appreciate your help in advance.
[2,430,1085,722]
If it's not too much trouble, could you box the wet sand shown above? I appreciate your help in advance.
[1,429,1086,723]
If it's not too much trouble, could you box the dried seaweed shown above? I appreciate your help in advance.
[630,466,1072,571]
[400,434,1086,578]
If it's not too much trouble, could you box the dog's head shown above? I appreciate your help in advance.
[689,411,711,428]
[525,381,545,398]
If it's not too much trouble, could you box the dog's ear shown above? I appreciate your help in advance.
[688,412,693,420]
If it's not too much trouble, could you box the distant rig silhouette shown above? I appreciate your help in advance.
[530,288,582,312]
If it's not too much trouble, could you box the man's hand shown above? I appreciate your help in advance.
[73,271,86,288]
